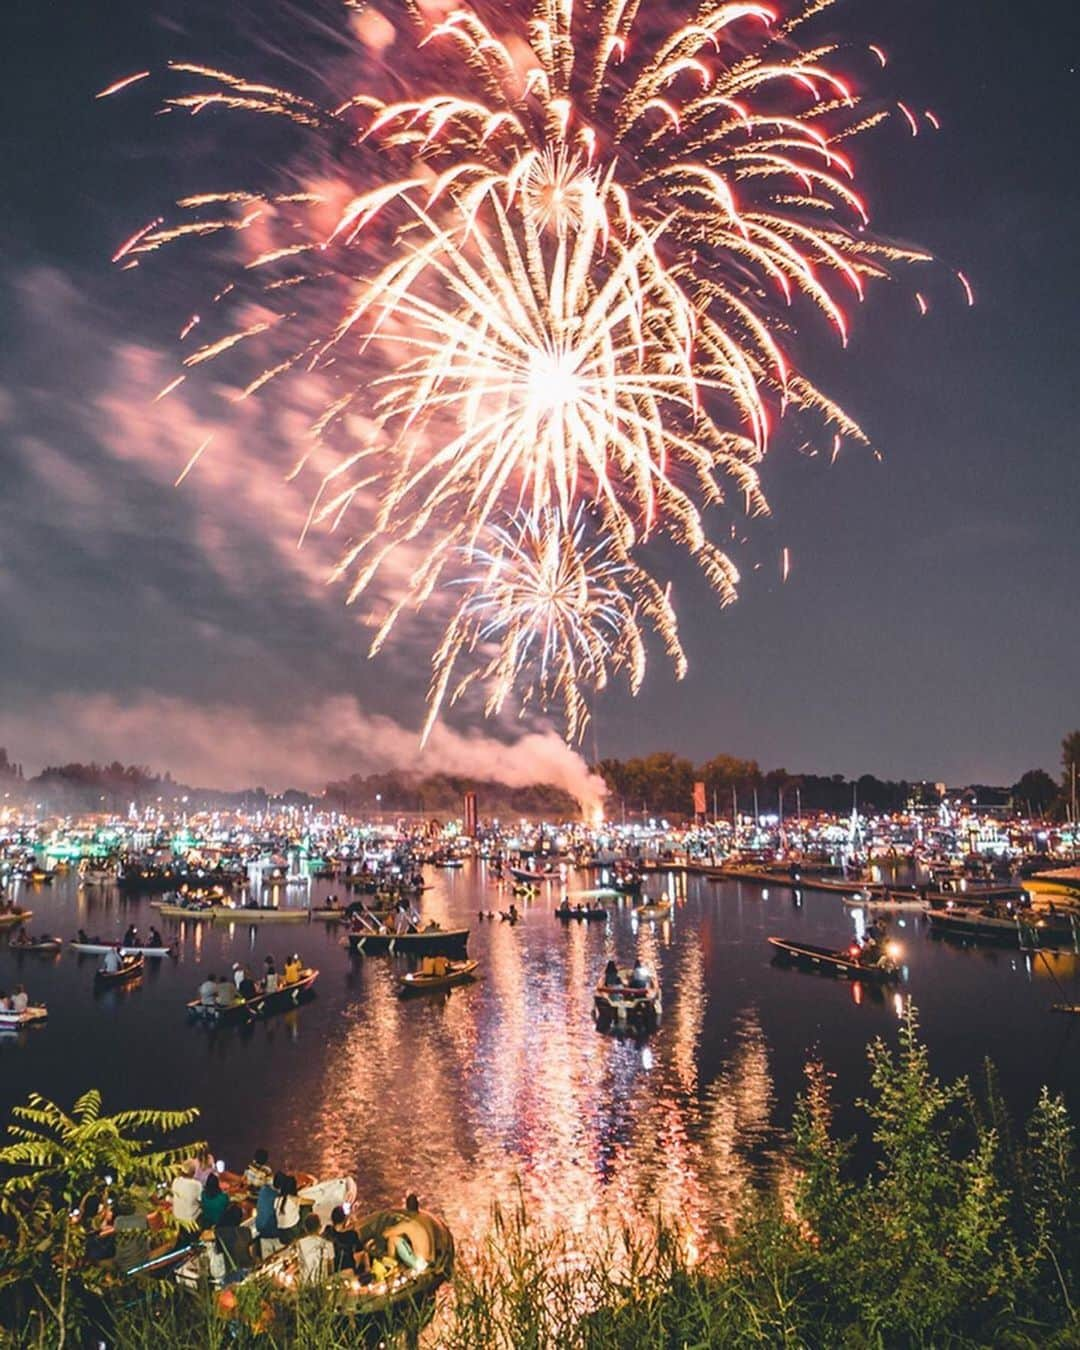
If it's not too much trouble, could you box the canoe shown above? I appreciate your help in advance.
[186,968,319,1023]
[95,954,145,985]
[399,959,479,996]
[308,908,346,921]
[348,928,470,957]
[8,937,62,953]
[554,907,608,921]
[0,910,33,928]
[0,1005,48,1029]
[70,941,176,957]
[594,968,662,1025]
[768,936,900,982]
[158,904,308,923]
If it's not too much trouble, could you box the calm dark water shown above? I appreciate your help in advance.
[1,865,1077,1248]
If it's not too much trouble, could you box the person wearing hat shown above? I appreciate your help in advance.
[232,963,244,991]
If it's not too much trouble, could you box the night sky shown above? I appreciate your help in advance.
[2,0,1079,792]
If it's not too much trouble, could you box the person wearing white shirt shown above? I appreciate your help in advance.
[11,987,28,1014]
[171,1160,203,1230]
[295,1214,334,1283]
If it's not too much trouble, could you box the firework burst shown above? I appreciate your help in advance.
[110,0,947,739]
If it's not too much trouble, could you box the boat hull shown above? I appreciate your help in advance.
[768,937,899,982]
[399,960,478,996]
[348,928,469,957]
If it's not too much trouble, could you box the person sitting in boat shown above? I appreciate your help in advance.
[274,1174,302,1243]
[628,961,651,989]
[194,1148,217,1184]
[170,1159,203,1232]
[216,1202,255,1277]
[244,1148,273,1192]
[282,954,302,986]
[238,969,258,1002]
[559,894,572,914]
[253,1175,281,1250]
[508,904,519,923]
[76,928,90,944]
[603,960,622,988]
[123,924,139,947]
[11,986,28,1014]
[199,973,218,1007]
[296,1212,334,1283]
[363,1234,396,1283]
[103,946,122,975]
[199,1173,229,1229]
[263,957,278,994]
[148,927,164,949]
[324,1205,363,1273]
[216,975,238,1009]
[0,992,10,1012]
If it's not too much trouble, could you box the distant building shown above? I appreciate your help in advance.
[463,790,478,838]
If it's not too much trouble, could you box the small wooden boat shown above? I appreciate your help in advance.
[208,905,309,924]
[611,873,643,894]
[399,958,478,996]
[70,941,176,957]
[8,936,62,953]
[0,1005,48,1030]
[594,968,662,1025]
[0,909,33,929]
[509,866,555,883]
[95,954,144,985]
[155,902,215,920]
[634,900,671,919]
[768,936,900,982]
[554,906,609,921]
[308,906,346,921]
[348,927,470,957]
[186,967,319,1023]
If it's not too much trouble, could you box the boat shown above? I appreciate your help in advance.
[159,903,309,923]
[308,906,346,921]
[178,1204,453,1323]
[95,954,144,985]
[186,968,319,1023]
[554,906,609,921]
[0,909,33,929]
[398,958,478,996]
[611,872,643,894]
[841,890,925,912]
[634,899,671,919]
[509,866,555,883]
[8,936,62,954]
[768,936,901,982]
[594,967,662,1026]
[347,927,470,957]
[0,1006,48,1030]
[926,908,1021,943]
[70,941,176,957]
[79,866,117,886]
[1051,1004,1080,1016]
[1019,867,1080,903]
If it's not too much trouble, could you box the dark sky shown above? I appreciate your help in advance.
[1,0,1078,791]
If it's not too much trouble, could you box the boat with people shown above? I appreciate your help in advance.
[0,908,33,928]
[554,904,608,921]
[593,962,662,1027]
[347,926,470,957]
[176,1198,453,1325]
[0,1005,48,1031]
[95,953,144,986]
[634,898,672,919]
[398,958,478,997]
[70,940,176,957]
[509,865,557,883]
[187,968,319,1023]
[8,934,62,953]
[767,936,901,982]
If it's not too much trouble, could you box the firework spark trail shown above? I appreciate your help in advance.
[115,0,953,740]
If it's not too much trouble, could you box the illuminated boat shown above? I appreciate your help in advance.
[186,968,319,1023]
[347,927,469,957]
[768,936,901,982]
[94,954,144,986]
[70,940,176,957]
[509,865,555,883]
[594,967,662,1026]
[8,935,62,953]
[0,1005,48,1030]
[633,899,671,919]
[398,958,478,996]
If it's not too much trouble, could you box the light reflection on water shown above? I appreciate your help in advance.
[1,863,1078,1259]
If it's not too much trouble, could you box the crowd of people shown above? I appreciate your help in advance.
[196,955,305,1009]
[169,1149,430,1288]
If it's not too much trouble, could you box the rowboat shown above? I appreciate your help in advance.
[841,891,924,912]
[594,967,662,1026]
[0,910,33,928]
[186,967,319,1023]
[8,936,62,953]
[399,959,478,996]
[348,927,470,957]
[0,1006,48,1030]
[70,941,176,957]
[554,906,609,921]
[159,904,309,923]
[634,900,671,919]
[768,936,901,982]
[509,866,556,883]
[95,954,144,985]
[308,907,346,921]
[179,1204,453,1324]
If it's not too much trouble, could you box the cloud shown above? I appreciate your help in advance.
[0,692,605,815]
